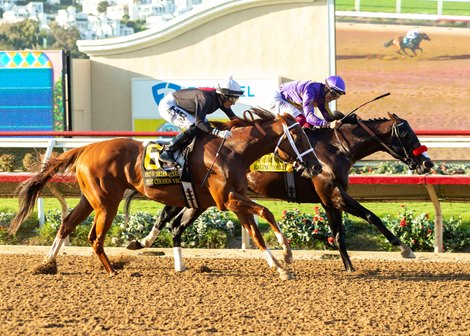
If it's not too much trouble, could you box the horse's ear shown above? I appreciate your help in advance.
[388,112,400,123]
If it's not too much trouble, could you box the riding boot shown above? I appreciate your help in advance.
[159,128,196,165]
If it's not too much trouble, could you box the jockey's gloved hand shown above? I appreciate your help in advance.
[328,120,342,129]
[212,129,232,139]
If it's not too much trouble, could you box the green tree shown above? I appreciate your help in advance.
[47,21,86,59]
[0,19,41,50]
[97,1,109,14]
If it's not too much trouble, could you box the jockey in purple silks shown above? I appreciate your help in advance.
[271,75,346,130]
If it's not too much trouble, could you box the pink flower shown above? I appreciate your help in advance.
[327,237,334,245]
[282,210,287,218]
[313,229,319,234]
[313,215,319,221]
[314,206,320,214]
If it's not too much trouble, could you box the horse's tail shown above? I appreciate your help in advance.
[384,39,393,48]
[123,189,139,228]
[9,146,86,235]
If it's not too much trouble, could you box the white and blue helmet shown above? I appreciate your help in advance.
[217,75,244,97]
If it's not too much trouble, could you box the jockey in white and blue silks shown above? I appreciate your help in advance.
[271,75,346,130]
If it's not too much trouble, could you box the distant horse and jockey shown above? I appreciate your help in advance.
[384,30,431,58]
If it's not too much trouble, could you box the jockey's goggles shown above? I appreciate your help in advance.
[226,96,239,103]
[330,88,345,98]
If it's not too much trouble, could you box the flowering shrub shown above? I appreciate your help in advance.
[349,161,470,175]
[381,205,435,251]
[31,207,235,249]
[39,209,95,246]
[277,206,352,250]
[381,205,469,252]
[431,162,470,175]
[182,207,235,248]
[443,216,470,252]
[0,211,20,244]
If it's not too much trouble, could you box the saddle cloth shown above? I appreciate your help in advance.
[250,153,294,172]
[142,140,199,208]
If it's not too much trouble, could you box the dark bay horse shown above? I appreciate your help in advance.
[384,32,430,57]
[127,112,434,272]
[9,108,320,280]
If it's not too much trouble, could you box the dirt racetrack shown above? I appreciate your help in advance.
[1,248,469,335]
[336,22,470,160]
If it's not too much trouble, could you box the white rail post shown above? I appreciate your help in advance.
[396,0,402,14]
[425,184,443,253]
[354,0,360,12]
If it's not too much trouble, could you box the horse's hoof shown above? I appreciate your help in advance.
[126,240,144,250]
[279,270,295,281]
[175,264,187,272]
[108,270,118,277]
[401,249,416,259]
[283,251,293,265]
[33,260,57,275]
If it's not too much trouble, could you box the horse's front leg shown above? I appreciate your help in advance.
[226,193,294,280]
[338,187,415,259]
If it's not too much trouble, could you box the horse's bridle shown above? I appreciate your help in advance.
[273,121,315,166]
[356,117,427,170]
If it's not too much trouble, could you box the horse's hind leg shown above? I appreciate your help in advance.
[88,202,121,276]
[226,193,293,280]
[323,205,355,272]
[36,195,93,274]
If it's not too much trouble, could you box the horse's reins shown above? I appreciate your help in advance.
[340,92,391,123]
[356,117,415,166]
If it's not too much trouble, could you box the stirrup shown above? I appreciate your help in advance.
[159,150,177,166]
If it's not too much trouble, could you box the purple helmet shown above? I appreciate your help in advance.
[325,75,346,95]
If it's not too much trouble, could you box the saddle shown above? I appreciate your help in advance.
[142,139,199,208]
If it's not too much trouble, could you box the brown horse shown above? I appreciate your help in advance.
[9,108,320,280]
[127,112,434,272]
[384,32,431,58]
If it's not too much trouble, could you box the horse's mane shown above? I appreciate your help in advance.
[213,107,276,130]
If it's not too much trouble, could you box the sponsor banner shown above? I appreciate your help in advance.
[131,78,279,132]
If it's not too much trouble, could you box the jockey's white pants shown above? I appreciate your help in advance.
[158,93,194,130]
[270,90,303,118]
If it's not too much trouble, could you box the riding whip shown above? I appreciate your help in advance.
[340,92,390,121]
[201,138,226,187]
